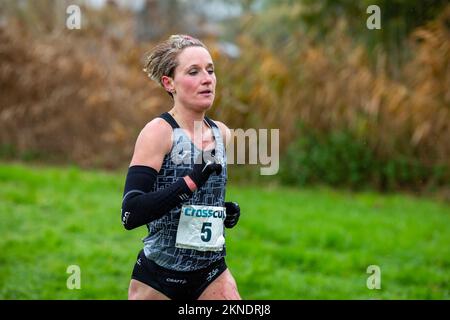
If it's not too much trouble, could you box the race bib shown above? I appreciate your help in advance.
[175,205,225,252]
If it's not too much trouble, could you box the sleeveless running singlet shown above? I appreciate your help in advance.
[142,112,227,272]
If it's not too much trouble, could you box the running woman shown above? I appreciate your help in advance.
[121,35,241,300]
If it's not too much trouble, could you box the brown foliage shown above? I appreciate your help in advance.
[0,17,168,169]
[212,8,450,180]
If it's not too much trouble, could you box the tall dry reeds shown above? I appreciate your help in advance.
[212,7,449,187]
[0,15,169,169]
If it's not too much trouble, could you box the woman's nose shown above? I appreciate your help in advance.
[201,70,213,84]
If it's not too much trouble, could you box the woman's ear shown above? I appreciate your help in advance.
[161,76,175,94]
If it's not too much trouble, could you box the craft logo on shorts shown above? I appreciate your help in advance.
[166,278,187,285]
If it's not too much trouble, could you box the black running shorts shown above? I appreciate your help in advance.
[131,249,227,300]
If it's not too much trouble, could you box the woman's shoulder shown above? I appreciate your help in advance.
[129,117,173,168]
[140,117,174,149]
[141,116,174,136]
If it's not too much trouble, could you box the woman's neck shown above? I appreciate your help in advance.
[169,105,206,132]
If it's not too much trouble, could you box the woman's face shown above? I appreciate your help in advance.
[172,46,216,111]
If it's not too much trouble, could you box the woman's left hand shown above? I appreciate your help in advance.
[224,202,240,228]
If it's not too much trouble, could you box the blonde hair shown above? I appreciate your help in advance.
[143,35,207,97]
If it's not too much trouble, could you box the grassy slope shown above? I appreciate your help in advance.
[0,163,449,299]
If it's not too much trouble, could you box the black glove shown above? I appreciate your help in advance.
[188,149,222,189]
[224,201,240,228]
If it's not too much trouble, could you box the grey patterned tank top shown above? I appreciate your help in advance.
[142,112,227,271]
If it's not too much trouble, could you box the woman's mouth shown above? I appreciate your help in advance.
[198,89,213,96]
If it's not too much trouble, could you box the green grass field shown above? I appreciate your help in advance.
[0,162,449,299]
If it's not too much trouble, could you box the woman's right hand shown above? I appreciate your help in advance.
[187,150,222,190]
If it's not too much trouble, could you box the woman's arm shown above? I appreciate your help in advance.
[121,118,222,230]
[122,118,193,230]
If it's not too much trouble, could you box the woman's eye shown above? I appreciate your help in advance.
[188,69,214,75]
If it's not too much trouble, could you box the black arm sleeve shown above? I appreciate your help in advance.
[121,165,193,230]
